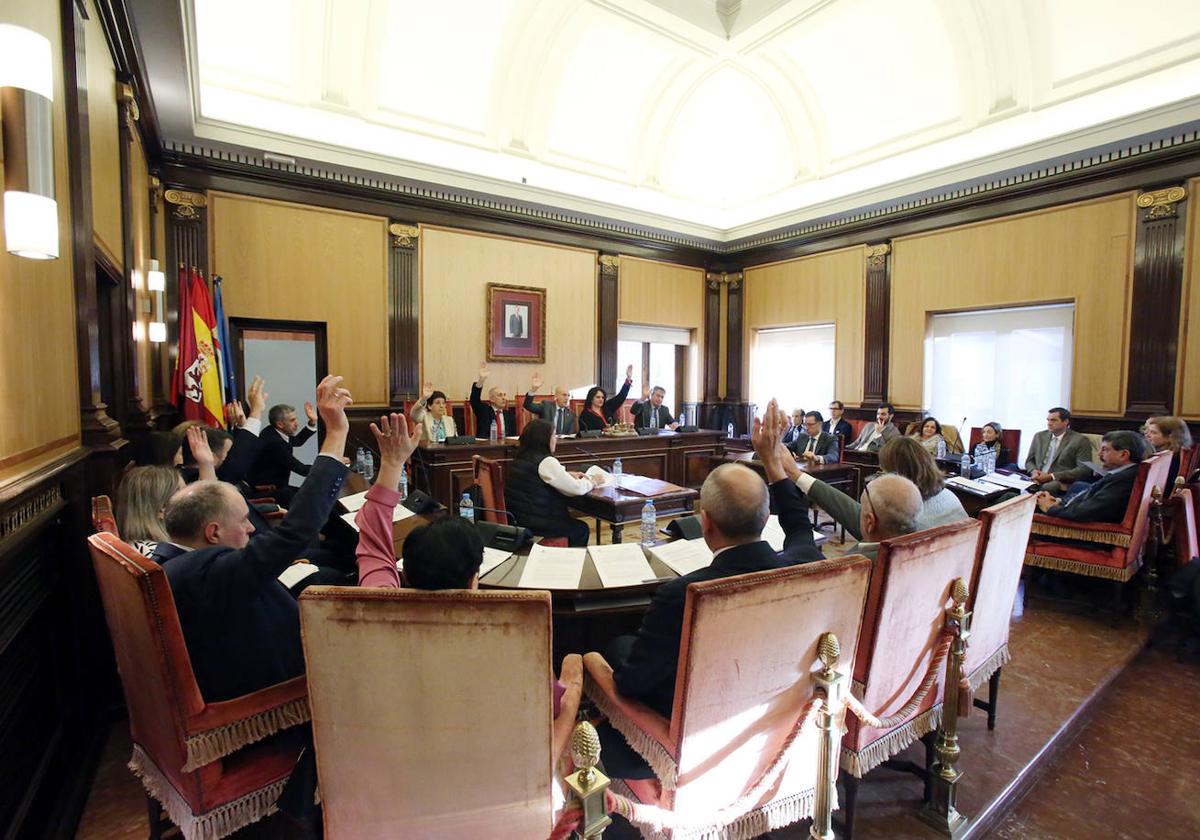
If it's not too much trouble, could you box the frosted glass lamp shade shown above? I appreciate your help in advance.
[3,191,58,260]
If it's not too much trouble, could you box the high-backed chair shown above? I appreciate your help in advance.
[86,533,310,840]
[1166,480,1198,567]
[583,557,873,839]
[840,519,982,834]
[941,424,964,455]
[1025,450,1172,583]
[962,494,1037,730]
[92,494,119,536]
[472,454,508,524]
[1179,446,1200,483]
[967,427,1022,467]
[299,587,579,839]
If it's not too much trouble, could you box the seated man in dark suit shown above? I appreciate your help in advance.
[248,398,319,504]
[599,399,822,776]
[824,400,853,440]
[1035,430,1147,523]
[151,375,352,702]
[787,410,840,464]
[215,375,269,485]
[522,371,578,435]
[781,408,805,445]
[630,385,679,431]
[470,361,517,439]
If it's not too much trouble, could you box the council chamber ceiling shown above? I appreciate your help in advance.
[174,0,1200,240]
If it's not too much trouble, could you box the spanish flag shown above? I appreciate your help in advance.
[171,266,226,427]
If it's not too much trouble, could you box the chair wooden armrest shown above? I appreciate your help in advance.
[582,652,678,785]
[1030,513,1132,546]
[181,675,310,771]
[553,654,583,760]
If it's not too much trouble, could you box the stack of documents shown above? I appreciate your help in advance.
[588,543,656,587]
[479,547,513,577]
[978,472,1036,491]
[516,544,586,589]
[649,539,713,576]
[338,500,415,531]
[946,475,1001,495]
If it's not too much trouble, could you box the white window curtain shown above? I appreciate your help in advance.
[750,325,835,417]
[923,304,1074,465]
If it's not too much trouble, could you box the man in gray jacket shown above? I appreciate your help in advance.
[522,371,578,435]
[1024,407,1095,496]
[849,404,901,452]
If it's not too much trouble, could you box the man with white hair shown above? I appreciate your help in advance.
[597,400,822,776]
[470,360,517,438]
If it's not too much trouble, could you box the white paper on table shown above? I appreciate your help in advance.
[480,546,513,577]
[277,563,320,588]
[979,472,1035,491]
[339,490,369,512]
[947,475,998,496]
[339,502,416,532]
[339,511,361,531]
[585,465,615,487]
[517,544,586,589]
[649,539,713,576]
[588,543,656,588]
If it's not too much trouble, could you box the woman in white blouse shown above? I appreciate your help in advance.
[410,381,458,442]
[504,420,599,546]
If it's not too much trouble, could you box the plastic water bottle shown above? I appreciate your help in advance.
[640,499,656,546]
[936,438,946,458]
[363,450,375,482]
[489,419,498,444]
[355,447,366,474]
[612,458,622,484]
[398,466,408,500]
[727,422,736,439]
[459,493,474,522]
[960,452,972,477]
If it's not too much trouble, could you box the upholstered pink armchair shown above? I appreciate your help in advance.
[92,494,119,536]
[961,493,1036,730]
[583,557,873,839]
[1168,483,1199,566]
[840,519,982,836]
[87,533,311,840]
[1025,450,1172,583]
[298,587,581,839]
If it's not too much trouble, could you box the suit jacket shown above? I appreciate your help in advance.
[630,400,674,430]
[249,425,316,488]
[217,426,264,484]
[613,479,822,719]
[787,431,840,463]
[470,383,518,439]
[849,421,899,452]
[1024,429,1094,483]
[523,395,578,435]
[781,426,803,446]
[1046,462,1137,523]
[823,418,853,440]
[154,457,348,702]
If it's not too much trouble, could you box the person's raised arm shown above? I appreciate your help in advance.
[475,361,490,389]
[356,413,417,587]
[186,425,218,482]
[752,399,790,483]
[411,381,433,421]
[317,375,353,460]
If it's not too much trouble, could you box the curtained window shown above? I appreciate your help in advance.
[923,303,1074,464]
[750,325,835,417]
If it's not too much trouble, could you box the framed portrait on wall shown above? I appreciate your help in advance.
[487,283,545,363]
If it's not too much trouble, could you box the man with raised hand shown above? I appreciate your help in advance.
[523,370,578,436]
[470,360,517,439]
[154,374,353,702]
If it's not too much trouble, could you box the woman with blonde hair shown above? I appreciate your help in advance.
[116,465,186,557]
[1144,416,1194,487]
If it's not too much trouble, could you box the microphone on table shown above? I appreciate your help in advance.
[467,505,519,526]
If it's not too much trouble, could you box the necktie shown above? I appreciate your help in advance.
[556,408,563,434]
[1043,435,1060,472]
[806,436,816,455]
[651,408,657,429]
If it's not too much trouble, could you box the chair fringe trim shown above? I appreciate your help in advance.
[585,675,678,790]
[183,697,310,771]
[966,645,1010,694]
[129,745,285,840]
[1029,521,1131,547]
[608,778,818,840]
[840,704,942,778]
[1023,551,1139,581]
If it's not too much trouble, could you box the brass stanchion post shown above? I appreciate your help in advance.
[564,721,612,838]
[919,577,971,838]
[810,633,845,840]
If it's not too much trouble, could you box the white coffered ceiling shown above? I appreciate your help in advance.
[185,0,1200,239]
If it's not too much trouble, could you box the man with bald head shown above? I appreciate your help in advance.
[471,360,517,439]
[523,370,578,435]
[151,375,353,702]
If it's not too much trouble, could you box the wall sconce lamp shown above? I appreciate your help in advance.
[0,24,58,260]
[147,258,166,341]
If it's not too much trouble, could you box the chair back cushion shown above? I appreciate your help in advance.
[299,587,555,839]
[669,557,871,816]
[92,494,119,536]
[87,534,202,785]
[1125,451,1173,554]
[473,455,507,524]
[844,518,981,771]
[963,494,1036,689]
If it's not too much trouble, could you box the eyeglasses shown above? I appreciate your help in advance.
[861,480,875,516]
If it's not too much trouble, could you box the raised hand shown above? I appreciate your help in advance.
[304,400,318,425]
[477,362,490,384]
[625,364,633,381]
[642,385,651,400]
[421,381,434,401]
[531,371,543,392]
[247,376,266,418]
[315,375,353,435]
[224,401,246,429]
[370,413,418,491]
[186,425,217,481]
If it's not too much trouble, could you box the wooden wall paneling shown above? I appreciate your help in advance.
[117,80,149,434]
[388,223,420,405]
[703,275,720,403]
[862,244,891,405]
[1177,177,1200,418]
[617,256,705,402]
[63,0,121,449]
[208,192,390,405]
[889,194,1135,414]
[1126,186,1188,416]
[726,274,744,405]
[598,256,619,390]
[83,3,122,273]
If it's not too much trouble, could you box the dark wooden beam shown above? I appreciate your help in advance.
[725,274,744,403]
[117,79,150,434]
[862,244,891,405]
[703,274,721,403]
[597,255,619,390]
[388,223,420,405]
